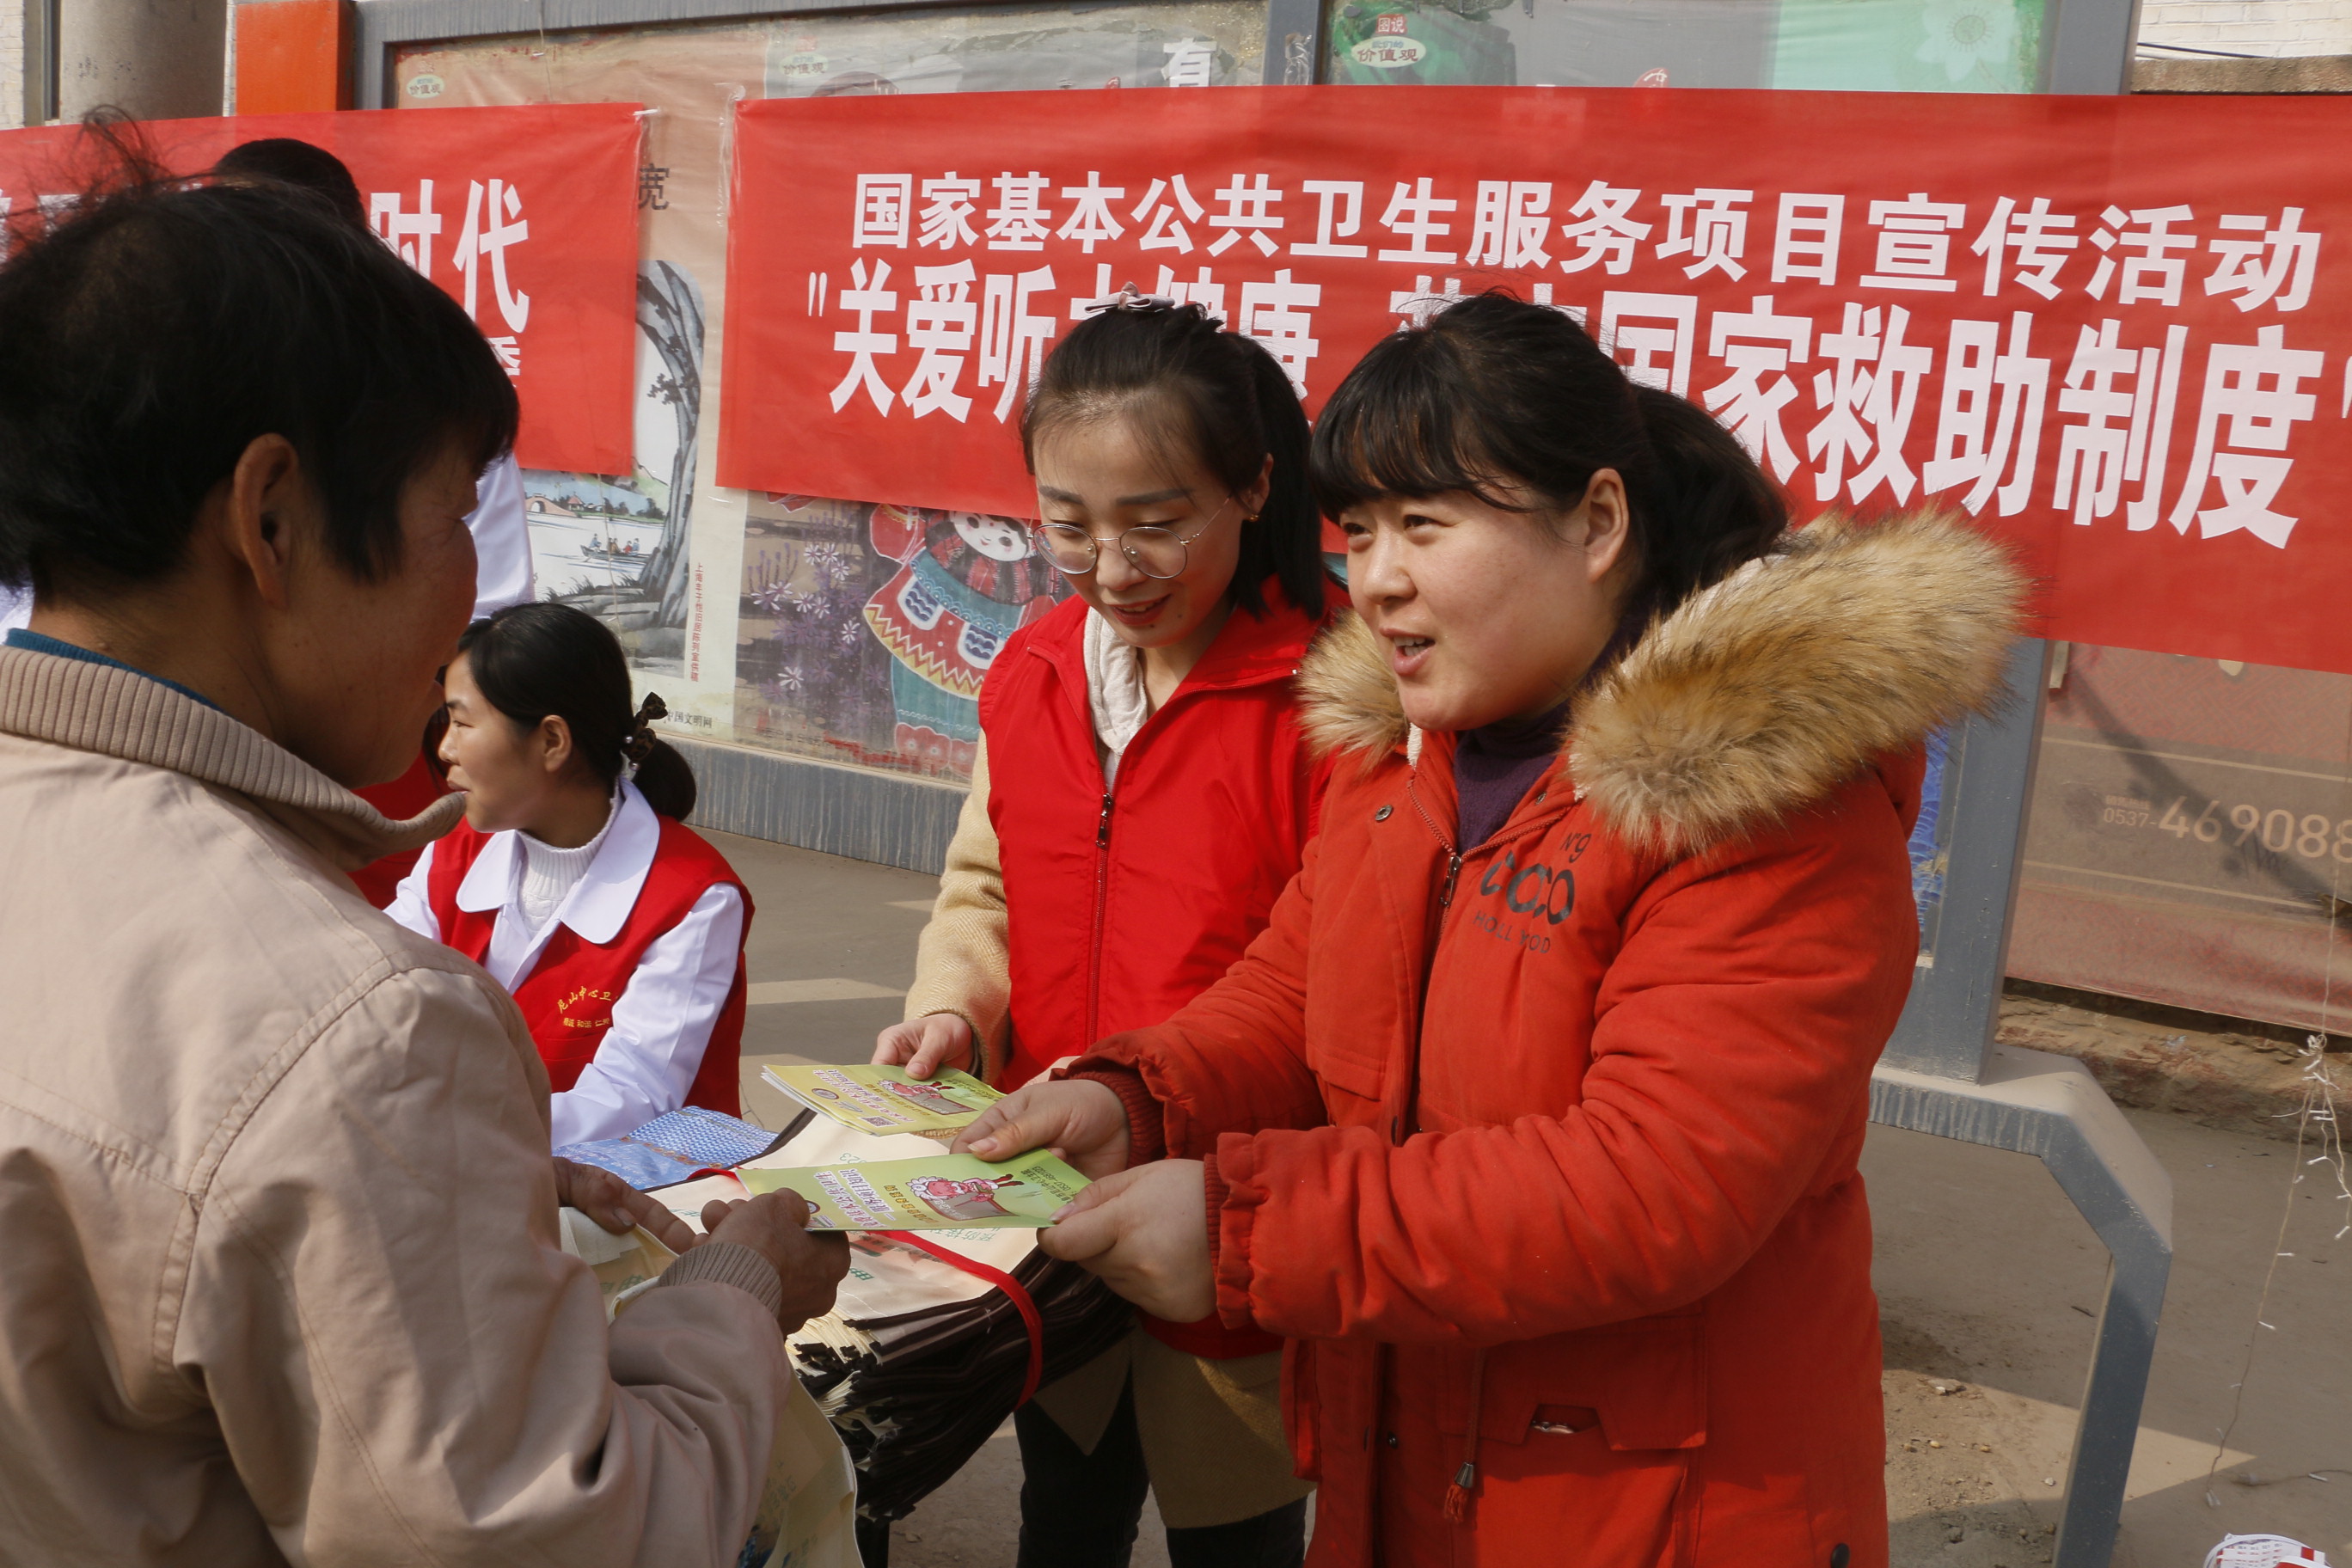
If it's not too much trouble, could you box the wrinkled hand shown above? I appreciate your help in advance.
[554,1156,698,1254]
[873,1013,975,1081]
[700,1189,853,1332]
[1040,1159,1215,1324]
[952,1078,1130,1179]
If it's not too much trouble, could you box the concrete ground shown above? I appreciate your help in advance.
[710,830,2352,1568]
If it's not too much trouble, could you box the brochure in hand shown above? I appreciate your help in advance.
[743,1148,1087,1231]
[763,1062,1002,1138]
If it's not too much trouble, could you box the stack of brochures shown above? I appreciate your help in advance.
[701,1099,1132,1525]
[561,1084,1131,1526]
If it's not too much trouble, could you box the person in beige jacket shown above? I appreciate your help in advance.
[0,159,846,1564]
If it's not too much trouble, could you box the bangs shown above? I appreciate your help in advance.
[1308,328,1533,518]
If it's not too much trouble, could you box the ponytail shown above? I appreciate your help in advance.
[1024,297,1327,620]
[1310,291,1785,624]
[1626,383,1787,618]
[621,692,699,820]
[457,603,699,820]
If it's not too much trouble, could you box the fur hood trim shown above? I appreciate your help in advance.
[1296,511,2027,857]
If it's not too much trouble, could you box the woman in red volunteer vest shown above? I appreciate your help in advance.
[957,295,2028,1567]
[873,295,1336,1568]
[388,603,750,1147]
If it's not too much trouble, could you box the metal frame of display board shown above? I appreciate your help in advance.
[1877,639,2173,1568]
[350,0,1325,107]
[348,0,2145,115]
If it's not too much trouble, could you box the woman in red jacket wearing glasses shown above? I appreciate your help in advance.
[875,295,1337,1568]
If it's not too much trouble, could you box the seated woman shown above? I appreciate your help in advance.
[389,603,750,1145]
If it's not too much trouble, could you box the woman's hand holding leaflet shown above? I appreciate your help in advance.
[956,1081,1216,1317]
[873,1013,975,1081]
[1039,1160,1216,1324]
[952,1078,1131,1178]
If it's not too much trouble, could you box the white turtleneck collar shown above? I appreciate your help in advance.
[516,787,622,936]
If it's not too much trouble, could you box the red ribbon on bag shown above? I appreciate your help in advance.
[876,1230,1048,1406]
[686,1175,1047,1405]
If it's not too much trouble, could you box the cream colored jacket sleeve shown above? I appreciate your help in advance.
[184,964,793,1567]
[902,737,1014,1082]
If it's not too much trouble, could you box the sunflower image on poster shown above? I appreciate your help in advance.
[863,506,1066,775]
[1770,0,2044,91]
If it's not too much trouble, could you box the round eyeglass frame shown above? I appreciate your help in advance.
[1030,495,1238,580]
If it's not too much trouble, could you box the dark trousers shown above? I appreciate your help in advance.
[1012,1376,1308,1568]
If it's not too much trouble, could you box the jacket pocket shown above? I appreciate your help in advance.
[1302,978,1387,1114]
[1434,1315,1709,1452]
[1310,1043,1385,1110]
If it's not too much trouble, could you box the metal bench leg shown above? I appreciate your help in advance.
[1873,1044,2174,1568]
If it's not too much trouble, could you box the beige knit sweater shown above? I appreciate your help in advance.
[901,737,1016,1081]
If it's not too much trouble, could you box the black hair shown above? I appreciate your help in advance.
[0,119,518,604]
[457,603,699,820]
[1311,291,1786,625]
[1021,299,1326,620]
[213,138,367,230]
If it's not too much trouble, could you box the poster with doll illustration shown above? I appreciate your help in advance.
[862,505,1064,775]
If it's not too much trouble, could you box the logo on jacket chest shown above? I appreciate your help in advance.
[555,983,617,1032]
[1464,835,1590,954]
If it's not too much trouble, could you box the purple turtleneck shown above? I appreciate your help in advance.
[1453,696,1572,851]
[1446,614,1643,850]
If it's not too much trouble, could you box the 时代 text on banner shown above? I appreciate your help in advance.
[0,104,641,475]
[719,87,2352,675]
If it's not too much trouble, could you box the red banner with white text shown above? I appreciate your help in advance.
[720,86,2352,674]
[0,104,641,475]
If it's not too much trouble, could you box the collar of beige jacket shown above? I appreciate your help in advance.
[0,644,465,873]
[456,777,659,943]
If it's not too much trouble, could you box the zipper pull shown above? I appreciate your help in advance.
[1440,851,1462,908]
[1096,792,1114,848]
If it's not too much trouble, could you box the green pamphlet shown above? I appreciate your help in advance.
[743,1148,1087,1231]
[763,1063,1002,1137]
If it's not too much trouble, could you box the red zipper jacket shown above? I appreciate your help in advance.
[982,575,1334,1357]
[1069,516,2024,1564]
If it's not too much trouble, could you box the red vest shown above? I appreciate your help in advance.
[980,578,1334,1358]
[423,810,750,1120]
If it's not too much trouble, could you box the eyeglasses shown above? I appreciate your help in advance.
[1032,496,1237,580]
